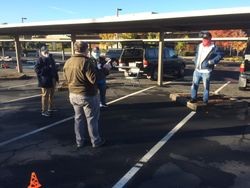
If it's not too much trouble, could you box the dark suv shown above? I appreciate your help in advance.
[118,47,185,80]
[239,42,250,90]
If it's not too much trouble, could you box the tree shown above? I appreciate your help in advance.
[210,29,247,56]
[99,33,116,49]
[175,35,189,55]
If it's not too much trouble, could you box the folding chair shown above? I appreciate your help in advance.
[124,67,141,87]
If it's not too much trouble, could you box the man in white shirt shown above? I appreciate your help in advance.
[190,31,223,104]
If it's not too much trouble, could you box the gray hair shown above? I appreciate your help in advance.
[74,41,88,53]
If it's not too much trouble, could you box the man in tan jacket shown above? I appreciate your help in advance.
[63,41,105,149]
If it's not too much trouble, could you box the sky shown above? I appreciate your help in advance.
[1,0,250,24]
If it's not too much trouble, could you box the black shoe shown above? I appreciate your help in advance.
[41,111,51,117]
[93,139,106,148]
[100,104,108,108]
[75,142,87,150]
[203,101,208,105]
[48,108,57,112]
[189,98,197,103]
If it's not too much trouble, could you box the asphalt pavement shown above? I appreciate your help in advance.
[0,63,249,188]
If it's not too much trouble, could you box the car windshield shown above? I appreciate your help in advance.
[123,49,143,58]
[106,49,122,58]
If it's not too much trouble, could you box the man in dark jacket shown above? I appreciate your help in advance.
[63,41,105,149]
[34,46,59,117]
[190,31,223,104]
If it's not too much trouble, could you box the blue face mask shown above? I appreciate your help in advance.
[92,52,100,59]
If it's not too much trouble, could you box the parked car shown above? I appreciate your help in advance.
[238,43,250,90]
[21,59,60,70]
[105,48,123,68]
[22,60,36,69]
[118,47,186,80]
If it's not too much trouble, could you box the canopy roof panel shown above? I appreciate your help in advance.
[1,7,250,35]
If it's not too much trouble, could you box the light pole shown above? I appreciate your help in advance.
[116,8,122,48]
[116,8,122,17]
[21,17,27,23]
[21,17,27,40]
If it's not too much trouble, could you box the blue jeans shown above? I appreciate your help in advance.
[97,79,107,105]
[191,70,211,103]
[69,93,101,146]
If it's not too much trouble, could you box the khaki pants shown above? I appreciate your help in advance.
[41,79,56,112]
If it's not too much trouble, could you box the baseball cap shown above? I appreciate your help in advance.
[199,31,212,39]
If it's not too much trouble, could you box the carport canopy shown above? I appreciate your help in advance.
[1,7,250,35]
[1,7,250,85]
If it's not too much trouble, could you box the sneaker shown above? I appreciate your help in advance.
[93,139,106,148]
[41,111,50,117]
[100,104,108,108]
[189,98,197,103]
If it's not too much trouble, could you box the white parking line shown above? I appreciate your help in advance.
[214,81,231,94]
[0,82,172,147]
[107,86,156,105]
[112,111,196,188]
[112,81,232,188]
[1,94,41,104]
[7,82,37,89]
[0,117,73,147]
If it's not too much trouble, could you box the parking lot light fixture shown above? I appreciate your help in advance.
[116,8,122,17]
[21,17,27,23]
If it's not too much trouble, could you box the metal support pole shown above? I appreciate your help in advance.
[61,50,65,61]
[1,42,5,57]
[157,31,164,86]
[89,43,92,55]
[71,34,76,55]
[14,35,23,73]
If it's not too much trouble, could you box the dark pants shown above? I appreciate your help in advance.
[97,79,106,105]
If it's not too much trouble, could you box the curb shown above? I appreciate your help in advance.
[170,93,249,112]
[0,74,32,80]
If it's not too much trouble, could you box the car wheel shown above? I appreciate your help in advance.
[177,65,185,78]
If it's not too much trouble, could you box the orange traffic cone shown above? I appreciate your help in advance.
[27,172,42,188]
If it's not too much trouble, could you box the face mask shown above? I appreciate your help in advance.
[92,52,100,59]
[41,51,49,57]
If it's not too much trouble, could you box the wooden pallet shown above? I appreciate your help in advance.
[170,92,248,111]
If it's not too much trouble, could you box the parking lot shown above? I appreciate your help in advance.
[0,62,249,188]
